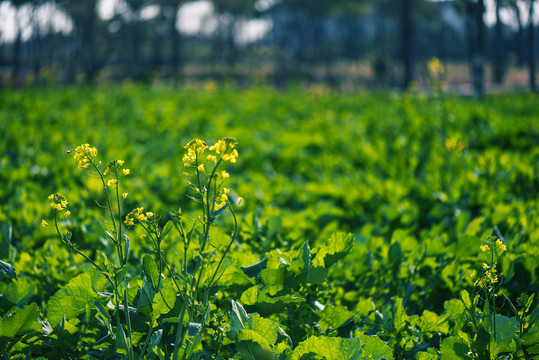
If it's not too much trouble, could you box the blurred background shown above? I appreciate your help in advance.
[0,0,538,93]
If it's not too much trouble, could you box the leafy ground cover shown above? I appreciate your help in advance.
[0,84,538,359]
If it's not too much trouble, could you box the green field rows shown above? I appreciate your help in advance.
[0,85,538,359]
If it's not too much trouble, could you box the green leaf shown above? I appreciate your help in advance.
[5,276,36,306]
[317,232,354,268]
[46,271,108,327]
[247,313,280,345]
[358,335,393,360]
[318,305,356,332]
[143,254,159,291]
[230,300,250,335]
[440,336,472,360]
[0,259,16,280]
[241,257,269,278]
[160,220,174,239]
[460,290,471,309]
[151,280,176,324]
[420,310,449,335]
[495,315,518,344]
[393,297,406,333]
[416,351,438,360]
[237,329,275,360]
[0,223,12,260]
[291,336,363,360]
[0,303,41,338]
[116,324,129,354]
[240,286,305,313]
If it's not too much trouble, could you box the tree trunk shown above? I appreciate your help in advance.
[529,0,537,92]
[493,0,504,84]
[401,0,412,89]
[472,0,485,98]
[171,9,182,80]
[511,3,525,66]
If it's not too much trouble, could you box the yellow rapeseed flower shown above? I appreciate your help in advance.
[197,164,205,173]
[221,170,229,179]
[107,179,118,187]
[117,160,124,166]
[64,210,71,217]
[480,245,490,252]
[123,168,130,175]
[495,239,507,252]
[209,139,227,154]
[238,197,244,205]
[41,219,48,227]
[206,155,217,163]
[482,263,490,270]
[122,192,128,199]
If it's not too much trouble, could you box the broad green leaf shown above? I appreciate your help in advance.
[240,285,304,312]
[0,303,40,338]
[416,351,438,360]
[151,280,176,324]
[160,220,174,239]
[230,300,250,335]
[460,290,471,309]
[46,271,107,327]
[495,315,518,344]
[241,257,269,278]
[291,336,363,360]
[358,335,393,360]
[0,223,12,260]
[236,329,274,360]
[317,232,354,268]
[440,336,472,360]
[247,313,279,345]
[318,305,356,332]
[420,310,449,335]
[393,297,406,333]
[5,276,37,306]
[0,259,16,280]
[116,324,129,354]
[143,254,159,291]
[149,329,163,354]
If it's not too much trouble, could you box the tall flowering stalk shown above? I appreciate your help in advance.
[472,235,507,357]
[172,137,241,360]
[50,144,136,360]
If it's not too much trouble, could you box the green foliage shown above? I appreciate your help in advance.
[0,85,538,358]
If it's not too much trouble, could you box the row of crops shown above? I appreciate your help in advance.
[0,85,538,359]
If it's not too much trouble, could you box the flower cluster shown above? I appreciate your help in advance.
[183,137,239,169]
[74,144,98,170]
[474,236,506,290]
[103,159,130,177]
[49,193,68,211]
[444,138,467,152]
[183,139,208,166]
[215,188,230,211]
[428,57,444,77]
[125,207,154,226]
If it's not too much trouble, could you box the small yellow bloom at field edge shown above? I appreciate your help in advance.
[41,219,48,227]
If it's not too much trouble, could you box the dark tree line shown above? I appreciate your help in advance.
[0,0,537,93]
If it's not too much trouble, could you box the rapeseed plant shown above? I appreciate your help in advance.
[47,137,241,360]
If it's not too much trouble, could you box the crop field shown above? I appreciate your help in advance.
[0,84,538,359]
